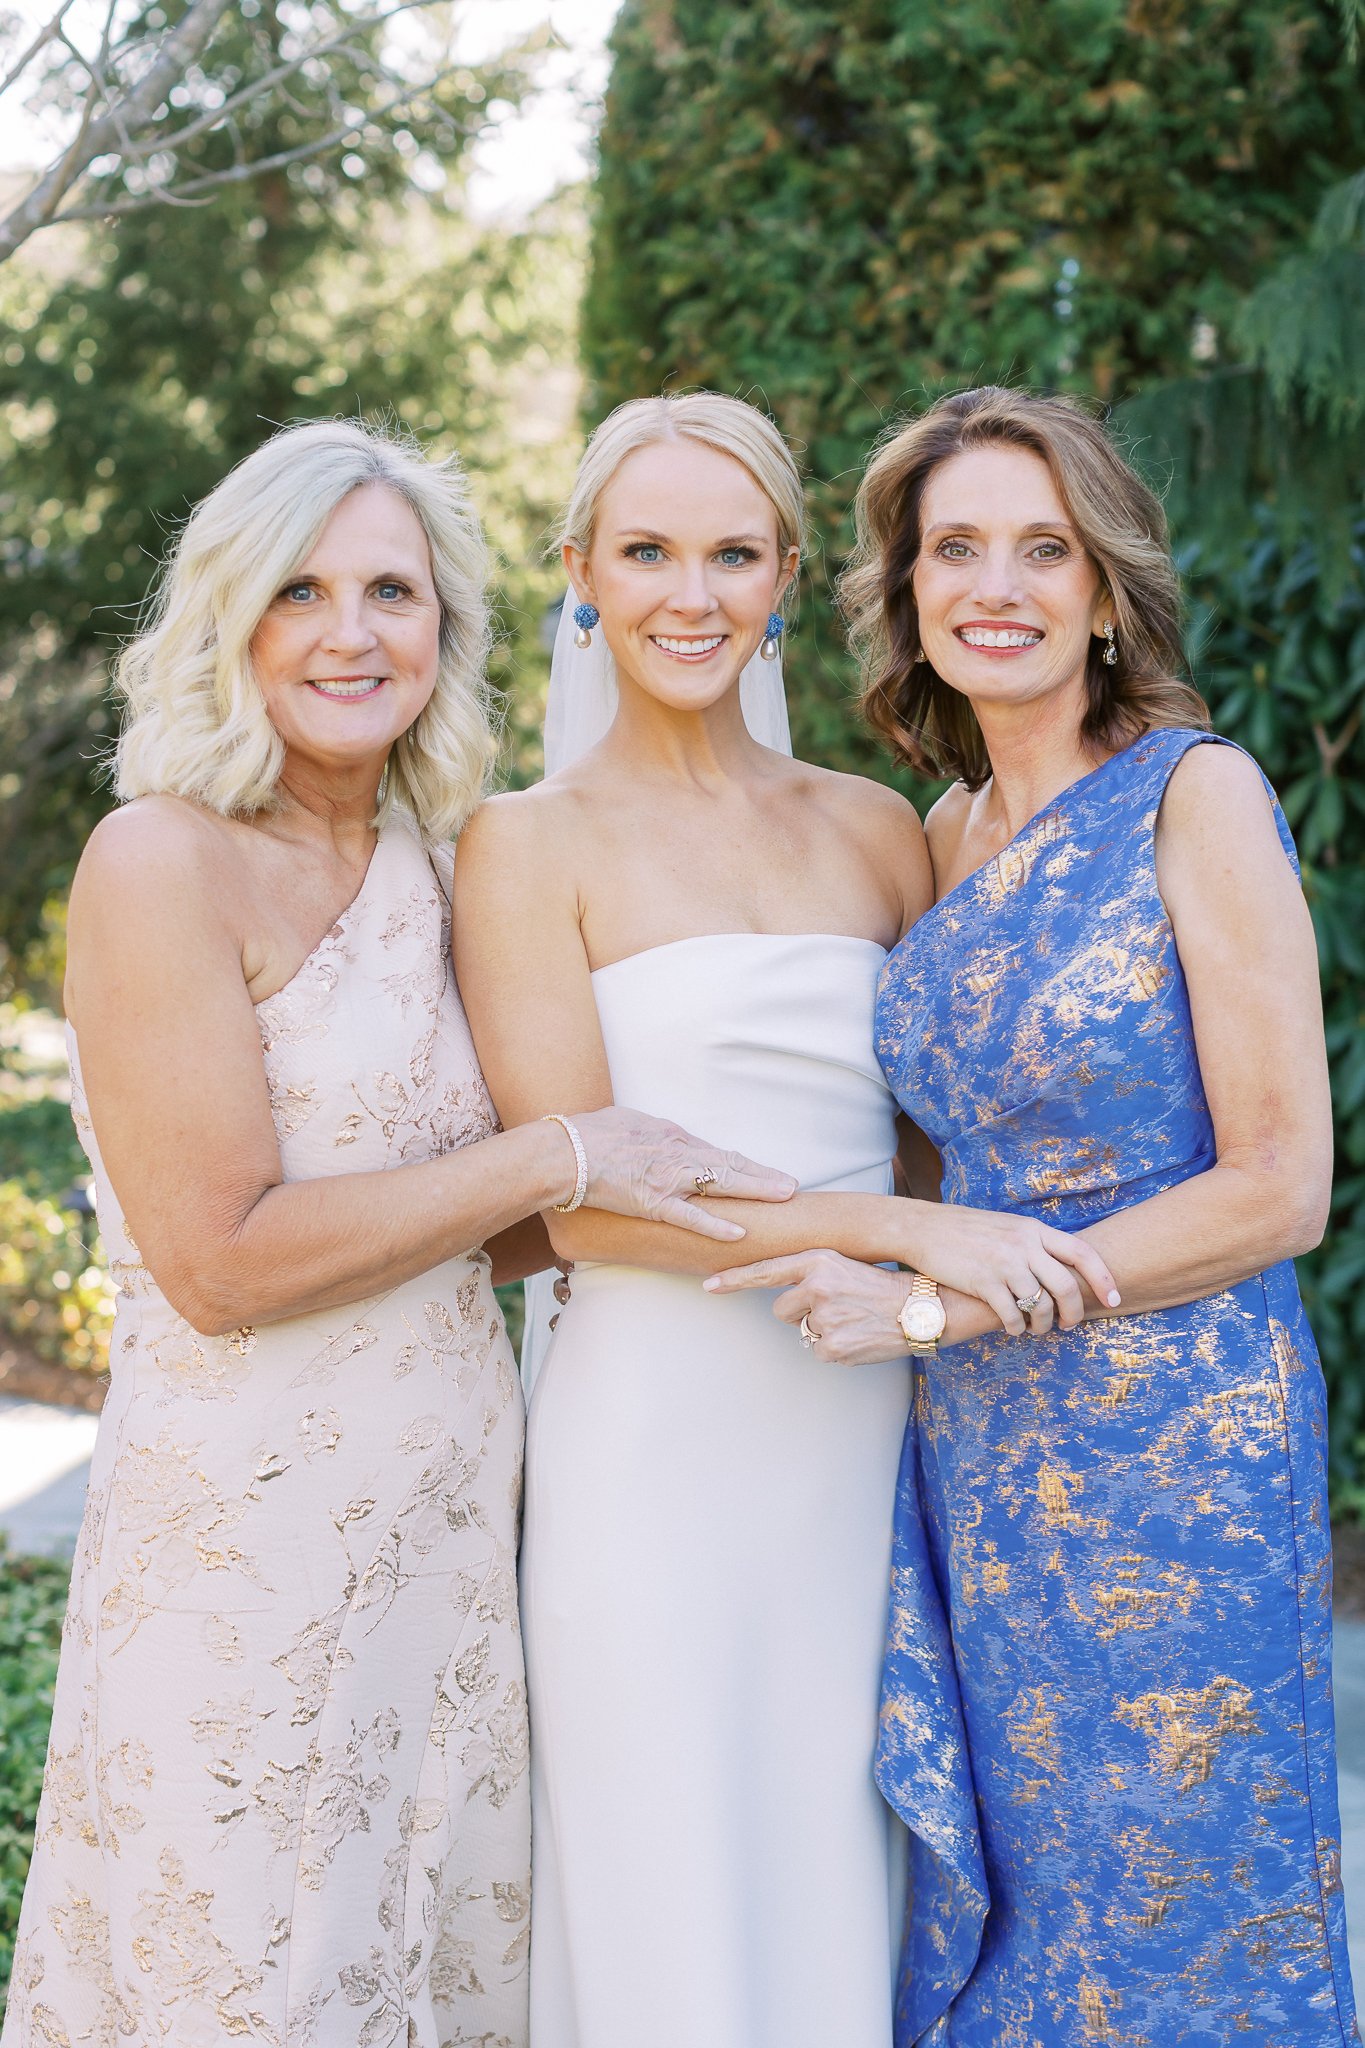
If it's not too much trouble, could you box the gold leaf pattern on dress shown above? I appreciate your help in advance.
[874,731,1358,2043]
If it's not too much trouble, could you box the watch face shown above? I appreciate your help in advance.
[902,1298,946,1344]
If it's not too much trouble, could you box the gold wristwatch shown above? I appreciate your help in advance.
[898,1272,946,1355]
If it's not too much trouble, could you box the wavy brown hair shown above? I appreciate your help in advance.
[840,386,1208,788]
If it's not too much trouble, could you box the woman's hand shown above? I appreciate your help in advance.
[568,1107,799,1242]
[704,1249,909,1364]
[903,1202,1120,1333]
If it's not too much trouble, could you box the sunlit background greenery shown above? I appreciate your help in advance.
[0,0,1363,1990]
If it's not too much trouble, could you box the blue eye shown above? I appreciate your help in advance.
[376,581,408,600]
[717,547,758,567]
[626,543,664,564]
[281,582,315,602]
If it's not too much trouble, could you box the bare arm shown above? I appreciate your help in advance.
[1079,741,1330,1310]
[66,803,794,1337]
[711,743,1331,1355]
[66,803,587,1336]
[453,789,1119,1327]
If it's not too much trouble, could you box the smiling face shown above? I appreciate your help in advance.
[564,437,797,713]
[249,482,442,781]
[912,443,1111,723]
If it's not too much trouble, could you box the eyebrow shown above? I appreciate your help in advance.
[923,519,1077,540]
[610,528,772,547]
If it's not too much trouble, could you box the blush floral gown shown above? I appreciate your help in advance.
[4,812,530,2048]
[874,729,1358,2045]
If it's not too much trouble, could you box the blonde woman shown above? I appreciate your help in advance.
[2,419,795,2048]
[453,393,1119,2048]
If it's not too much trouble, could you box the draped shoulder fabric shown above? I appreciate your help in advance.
[875,728,1358,2044]
[5,813,530,2048]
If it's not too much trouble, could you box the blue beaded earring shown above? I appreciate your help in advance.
[573,601,599,649]
[760,612,784,661]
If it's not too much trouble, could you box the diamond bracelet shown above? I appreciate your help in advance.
[542,1114,588,1214]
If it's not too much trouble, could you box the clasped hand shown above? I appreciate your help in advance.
[705,1209,1122,1365]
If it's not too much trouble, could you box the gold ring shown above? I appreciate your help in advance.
[1015,1288,1045,1314]
[693,1167,718,1196]
[799,1313,819,1347]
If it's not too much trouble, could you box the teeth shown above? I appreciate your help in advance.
[309,677,384,697]
[959,628,1042,649]
[653,636,725,655]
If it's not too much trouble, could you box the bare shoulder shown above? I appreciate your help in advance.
[1156,739,1298,916]
[71,796,241,931]
[923,780,971,870]
[456,782,578,877]
[800,760,926,850]
[67,798,246,1022]
[1158,736,1275,842]
[453,784,596,932]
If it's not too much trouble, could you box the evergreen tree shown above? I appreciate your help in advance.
[585,0,1365,1496]
[585,0,1364,762]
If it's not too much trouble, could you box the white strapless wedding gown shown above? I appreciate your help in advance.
[521,934,912,2048]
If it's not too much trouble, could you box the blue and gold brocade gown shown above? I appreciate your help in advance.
[874,728,1358,2045]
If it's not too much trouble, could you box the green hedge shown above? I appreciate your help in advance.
[0,1546,69,2000]
[586,1,1365,1499]
[1188,519,1365,1500]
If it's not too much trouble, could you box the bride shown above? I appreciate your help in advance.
[453,393,1119,2047]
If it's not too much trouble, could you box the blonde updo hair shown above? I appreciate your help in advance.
[840,386,1209,789]
[559,392,806,596]
[114,418,497,840]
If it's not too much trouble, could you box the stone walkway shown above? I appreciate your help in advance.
[1,1389,1362,1994]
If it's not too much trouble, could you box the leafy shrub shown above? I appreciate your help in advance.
[0,1097,86,1203]
[585,0,1365,774]
[0,1181,112,1378]
[0,1543,69,1999]
[1189,518,1365,1499]
[587,2,1365,1505]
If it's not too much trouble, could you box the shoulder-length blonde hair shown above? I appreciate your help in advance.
[559,391,806,593]
[115,418,497,840]
[840,386,1208,788]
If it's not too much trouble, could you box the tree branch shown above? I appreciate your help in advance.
[53,61,471,222]
[0,0,235,261]
[0,0,76,101]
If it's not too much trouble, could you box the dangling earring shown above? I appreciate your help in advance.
[376,760,390,807]
[760,612,784,661]
[1102,619,1118,667]
[573,601,599,649]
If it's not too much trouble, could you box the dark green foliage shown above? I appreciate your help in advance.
[585,0,1365,772]
[589,0,1365,1497]
[1119,169,1365,590]
[0,1544,70,2000]
[0,6,546,985]
[1186,519,1365,1498]
[0,1098,86,1204]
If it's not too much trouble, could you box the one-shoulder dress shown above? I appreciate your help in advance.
[4,813,530,2048]
[873,729,1358,2045]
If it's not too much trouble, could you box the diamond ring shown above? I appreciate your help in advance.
[1015,1288,1046,1314]
[693,1167,718,1196]
[799,1313,819,1347]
